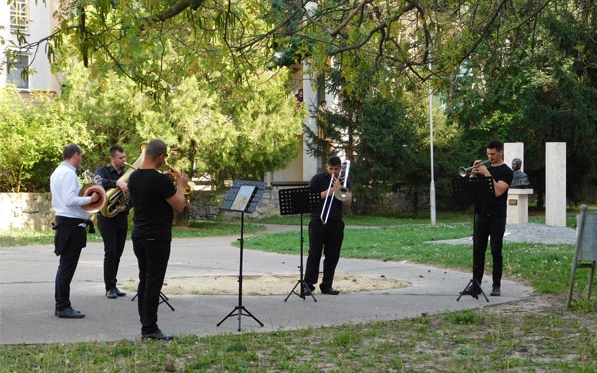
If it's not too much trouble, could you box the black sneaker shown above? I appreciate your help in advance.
[490,286,501,296]
[106,288,118,299]
[114,287,126,297]
[55,307,85,318]
[142,330,174,340]
[320,286,340,295]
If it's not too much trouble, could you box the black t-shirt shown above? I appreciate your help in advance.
[309,171,347,222]
[475,163,514,217]
[129,169,176,240]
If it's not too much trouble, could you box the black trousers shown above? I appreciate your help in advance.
[98,214,128,290]
[472,213,506,288]
[132,238,171,335]
[305,219,345,289]
[55,226,86,311]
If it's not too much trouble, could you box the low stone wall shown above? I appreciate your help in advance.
[0,193,55,231]
[1,188,429,231]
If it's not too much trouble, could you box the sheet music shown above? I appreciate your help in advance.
[230,185,255,211]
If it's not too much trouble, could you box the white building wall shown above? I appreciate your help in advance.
[0,0,58,93]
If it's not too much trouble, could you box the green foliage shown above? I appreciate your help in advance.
[444,1,597,206]
[0,86,91,192]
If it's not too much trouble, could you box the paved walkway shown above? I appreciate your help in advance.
[0,223,574,344]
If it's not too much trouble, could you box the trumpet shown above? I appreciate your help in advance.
[458,161,490,177]
[321,160,352,224]
[162,164,195,195]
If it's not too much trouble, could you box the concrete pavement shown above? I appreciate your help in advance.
[0,225,534,344]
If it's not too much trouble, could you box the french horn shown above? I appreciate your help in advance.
[79,170,107,213]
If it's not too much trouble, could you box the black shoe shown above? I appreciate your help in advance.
[55,307,85,319]
[106,288,118,299]
[114,287,126,297]
[461,284,481,296]
[302,283,315,295]
[490,286,501,296]
[320,286,340,295]
[142,330,173,341]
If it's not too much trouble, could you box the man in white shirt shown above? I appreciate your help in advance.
[50,144,101,319]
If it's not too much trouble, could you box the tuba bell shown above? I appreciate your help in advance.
[79,170,107,213]
[100,144,147,218]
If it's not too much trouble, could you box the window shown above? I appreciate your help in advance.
[7,53,29,90]
[10,0,29,34]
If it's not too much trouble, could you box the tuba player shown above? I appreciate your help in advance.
[95,145,130,299]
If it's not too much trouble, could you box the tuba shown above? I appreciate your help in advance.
[100,144,147,218]
[79,170,107,213]
[320,160,352,224]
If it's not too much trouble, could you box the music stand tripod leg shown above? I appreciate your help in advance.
[158,291,175,311]
[284,212,317,302]
[457,278,489,302]
[217,211,264,331]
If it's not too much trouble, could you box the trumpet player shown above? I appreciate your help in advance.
[305,156,352,296]
[51,144,101,319]
[462,139,513,297]
[95,145,129,299]
[128,139,189,340]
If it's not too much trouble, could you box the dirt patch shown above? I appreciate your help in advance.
[122,274,409,296]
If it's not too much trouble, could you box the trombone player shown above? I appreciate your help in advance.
[462,139,513,297]
[304,156,352,296]
[95,145,130,299]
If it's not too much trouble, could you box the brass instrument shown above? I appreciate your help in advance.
[162,163,195,195]
[320,160,352,224]
[79,170,107,213]
[458,160,490,177]
[100,145,147,218]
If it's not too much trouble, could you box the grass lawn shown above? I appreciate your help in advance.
[1,211,596,372]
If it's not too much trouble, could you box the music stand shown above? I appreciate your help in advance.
[216,180,267,331]
[278,187,320,302]
[131,291,175,311]
[452,176,494,302]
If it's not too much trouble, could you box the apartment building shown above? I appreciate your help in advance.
[0,0,60,93]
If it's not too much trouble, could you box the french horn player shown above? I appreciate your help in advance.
[95,145,133,299]
[50,144,103,319]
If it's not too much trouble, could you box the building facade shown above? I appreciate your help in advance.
[0,0,60,93]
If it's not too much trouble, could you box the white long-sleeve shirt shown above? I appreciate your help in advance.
[50,162,92,219]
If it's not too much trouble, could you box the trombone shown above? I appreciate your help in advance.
[320,160,352,224]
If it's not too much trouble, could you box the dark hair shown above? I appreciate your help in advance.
[109,145,125,157]
[486,139,504,151]
[145,139,167,160]
[327,156,341,166]
[63,144,82,160]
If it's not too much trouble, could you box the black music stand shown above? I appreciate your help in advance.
[131,291,175,311]
[216,180,267,331]
[452,176,494,302]
[278,187,320,302]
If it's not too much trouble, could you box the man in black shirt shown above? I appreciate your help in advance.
[463,139,513,297]
[128,139,189,340]
[95,145,129,299]
[304,156,352,295]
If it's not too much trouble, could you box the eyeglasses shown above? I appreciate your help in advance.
[160,152,168,158]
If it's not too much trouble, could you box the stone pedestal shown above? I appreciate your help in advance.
[507,188,534,224]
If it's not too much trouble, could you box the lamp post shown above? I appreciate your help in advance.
[429,61,436,227]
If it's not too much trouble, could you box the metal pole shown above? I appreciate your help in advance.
[429,61,437,227]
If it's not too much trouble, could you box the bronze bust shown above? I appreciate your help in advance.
[511,158,530,188]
